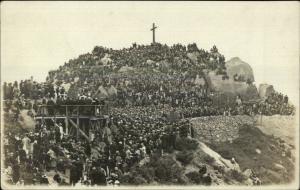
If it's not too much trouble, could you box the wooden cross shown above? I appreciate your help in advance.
[150,23,158,44]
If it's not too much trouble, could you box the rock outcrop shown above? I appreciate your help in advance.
[225,57,255,82]
[258,84,275,99]
[205,71,259,100]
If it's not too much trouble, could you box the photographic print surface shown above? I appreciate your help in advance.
[1,1,299,190]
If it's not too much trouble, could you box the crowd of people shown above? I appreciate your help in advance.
[2,43,295,186]
[3,43,294,118]
[3,104,193,186]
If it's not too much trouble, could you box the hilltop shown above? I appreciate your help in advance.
[45,43,261,103]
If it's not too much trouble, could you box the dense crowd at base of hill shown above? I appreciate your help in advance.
[3,103,195,186]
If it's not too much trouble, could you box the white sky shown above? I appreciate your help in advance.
[1,1,299,104]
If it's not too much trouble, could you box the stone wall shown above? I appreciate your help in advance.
[190,115,255,143]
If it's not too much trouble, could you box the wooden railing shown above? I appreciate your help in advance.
[37,104,109,116]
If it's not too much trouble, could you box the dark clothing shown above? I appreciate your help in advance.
[40,177,49,185]
[12,164,20,183]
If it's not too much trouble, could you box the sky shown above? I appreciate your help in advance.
[1,1,299,104]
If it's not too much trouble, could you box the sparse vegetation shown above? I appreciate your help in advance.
[176,151,194,166]
[203,154,215,165]
[207,124,295,184]
[121,154,186,185]
[230,170,247,183]
[175,137,199,151]
[186,171,201,184]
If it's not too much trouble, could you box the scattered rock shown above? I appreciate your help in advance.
[273,163,286,172]
[242,169,253,178]
[255,148,261,154]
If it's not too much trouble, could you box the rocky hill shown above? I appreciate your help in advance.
[46,43,259,102]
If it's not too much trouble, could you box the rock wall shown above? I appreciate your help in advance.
[190,115,256,143]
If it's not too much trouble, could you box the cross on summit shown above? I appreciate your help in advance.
[150,23,158,44]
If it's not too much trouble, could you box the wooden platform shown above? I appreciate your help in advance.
[34,104,110,141]
[34,115,108,120]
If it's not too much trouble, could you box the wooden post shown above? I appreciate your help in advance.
[65,106,69,135]
[77,106,80,140]
[76,116,80,140]
[69,118,90,142]
[54,117,56,126]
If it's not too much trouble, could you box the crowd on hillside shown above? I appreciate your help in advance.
[3,104,192,186]
[1,43,295,186]
[2,43,294,118]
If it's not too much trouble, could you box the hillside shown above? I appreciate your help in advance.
[191,115,296,185]
[46,43,256,101]
[2,42,296,187]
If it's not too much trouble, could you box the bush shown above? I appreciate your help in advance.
[175,137,199,151]
[230,170,246,182]
[203,154,215,164]
[132,175,148,185]
[176,151,194,166]
[186,171,201,184]
[153,155,184,184]
[120,168,152,185]
[213,164,225,174]
[136,165,155,183]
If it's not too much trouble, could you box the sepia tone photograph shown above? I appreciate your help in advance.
[1,1,299,189]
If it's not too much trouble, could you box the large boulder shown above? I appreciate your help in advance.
[205,71,259,100]
[258,84,275,99]
[226,57,255,82]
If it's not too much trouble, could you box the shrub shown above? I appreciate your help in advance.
[213,165,225,174]
[176,151,194,166]
[136,165,155,183]
[175,137,199,151]
[132,175,148,185]
[186,171,201,184]
[203,154,215,164]
[230,170,246,182]
[153,155,184,184]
